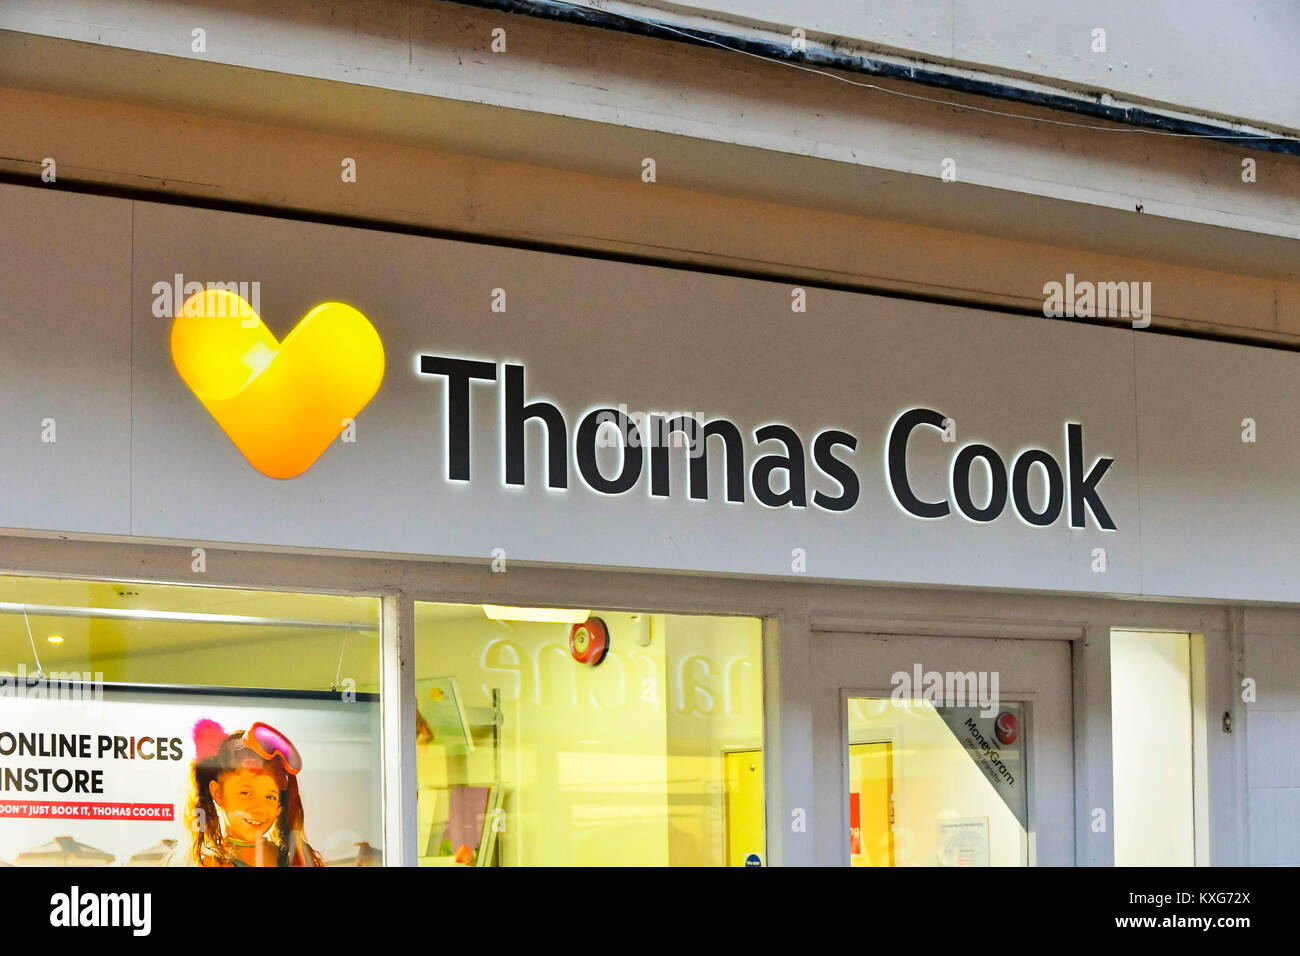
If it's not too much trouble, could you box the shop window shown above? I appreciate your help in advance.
[414,604,765,866]
[0,574,381,867]
[1110,629,1206,865]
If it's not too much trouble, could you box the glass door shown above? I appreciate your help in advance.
[812,631,1074,866]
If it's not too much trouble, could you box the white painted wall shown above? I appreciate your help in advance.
[7,0,1293,132]
[658,0,1300,132]
[1243,612,1300,866]
[2,0,1296,254]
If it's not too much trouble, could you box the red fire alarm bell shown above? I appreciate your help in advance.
[569,617,610,666]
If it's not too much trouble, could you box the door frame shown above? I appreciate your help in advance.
[811,627,1071,867]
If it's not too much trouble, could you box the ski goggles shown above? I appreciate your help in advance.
[240,722,302,776]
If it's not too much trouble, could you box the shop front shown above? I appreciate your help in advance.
[0,178,1292,866]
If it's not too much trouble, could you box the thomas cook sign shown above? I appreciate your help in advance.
[418,357,1117,530]
[118,197,1139,594]
[59,187,1300,597]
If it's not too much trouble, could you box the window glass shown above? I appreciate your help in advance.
[0,574,381,867]
[846,697,1028,866]
[1111,629,1196,865]
[414,604,765,866]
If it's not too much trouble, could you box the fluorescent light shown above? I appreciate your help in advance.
[0,602,370,630]
[47,635,64,644]
[482,605,590,624]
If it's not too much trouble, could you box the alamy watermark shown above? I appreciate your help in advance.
[594,404,709,456]
[890,664,1000,717]
[50,886,151,936]
[151,273,260,324]
[1043,273,1151,328]
[0,665,104,707]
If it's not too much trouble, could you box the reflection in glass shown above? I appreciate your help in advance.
[846,697,1028,866]
[414,605,765,866]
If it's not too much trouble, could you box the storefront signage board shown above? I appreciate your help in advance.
[2,184,1297,601]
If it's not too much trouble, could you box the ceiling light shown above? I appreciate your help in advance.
[0,602,370,630]
[47,635,64,644]
[482,605,590,624]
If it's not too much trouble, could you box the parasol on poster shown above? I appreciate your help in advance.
[126,838,178,866]
[15,835,115,866]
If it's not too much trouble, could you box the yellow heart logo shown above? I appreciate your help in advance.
[171,289,385,479]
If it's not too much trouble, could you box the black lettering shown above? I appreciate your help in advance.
[1067,423,1116,529]
[1011,449,1064,526]
[649,416,701,498]
[505,364,568,488]
[418,355,498,481]
[887,408,950,518]
[576,408,642,494]
[693,419,745,503]
[811,429,859,512]
[953,444,1007,522]
[751,425,807,508]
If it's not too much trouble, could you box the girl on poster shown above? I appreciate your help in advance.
[166,719,323,866]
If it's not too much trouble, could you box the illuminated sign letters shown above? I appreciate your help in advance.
[420,356,859,512]
[886,408,1115,529]
[420,357,1115,529]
